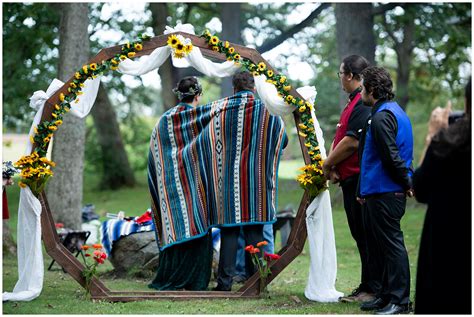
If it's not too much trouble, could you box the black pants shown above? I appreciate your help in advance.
[365,192,410,305]
[217,224,263,289]
[341,175,377,293]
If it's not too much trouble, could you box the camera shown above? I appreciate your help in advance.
[448,110,464,125]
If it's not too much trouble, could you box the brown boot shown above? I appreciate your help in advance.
[339,287,376,303]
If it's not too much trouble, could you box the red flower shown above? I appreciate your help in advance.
[55,223,64,229]
[244,245,254,252]
[81,245,90,251]
[264,252,281,261]
[85,253,91,257]
[100,252,107,259]
[256,241,268,247]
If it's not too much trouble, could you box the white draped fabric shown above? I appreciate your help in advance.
[4,23,341,302]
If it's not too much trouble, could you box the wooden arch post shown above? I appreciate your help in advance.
[38,32,314,301]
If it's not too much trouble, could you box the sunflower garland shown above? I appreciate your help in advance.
[167,34,193,59]
[15,34,151,196]
[201,30,327,197]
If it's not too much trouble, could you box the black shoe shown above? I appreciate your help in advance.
[213,285,231,291]
[360,297,387,311]
[375,303,410,315]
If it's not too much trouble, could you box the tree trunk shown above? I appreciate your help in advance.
[335,3,376,108]
[150,3,178,111]
[220,3,242,97]
[47,3,89,230]
[394,7,416,110]
[90,84,136,189]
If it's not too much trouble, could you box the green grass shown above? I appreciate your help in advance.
[2,164,425,314]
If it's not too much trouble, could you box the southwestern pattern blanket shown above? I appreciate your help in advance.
[148,91,287,250]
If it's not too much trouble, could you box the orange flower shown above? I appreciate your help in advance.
[81,245,90,250]
[249,247,260,254]
[92,243,103,249]
[256,241,268,247]
[244,245,254,252]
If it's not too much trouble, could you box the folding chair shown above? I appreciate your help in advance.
[48,230,91,272]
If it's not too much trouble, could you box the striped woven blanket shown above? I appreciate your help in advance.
[148,91,287,250]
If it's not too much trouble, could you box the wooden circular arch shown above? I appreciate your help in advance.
[37,31,313,301]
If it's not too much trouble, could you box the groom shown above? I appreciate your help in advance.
[214,71,288,291]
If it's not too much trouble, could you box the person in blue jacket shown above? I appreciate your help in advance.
[356,66,414,315]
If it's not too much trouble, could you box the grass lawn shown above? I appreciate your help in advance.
[2,162,426,314]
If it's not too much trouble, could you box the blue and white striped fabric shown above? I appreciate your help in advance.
[100,218,155,256]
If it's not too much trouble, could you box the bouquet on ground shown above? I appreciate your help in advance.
[244,241,281,295]
[80,243,107,298]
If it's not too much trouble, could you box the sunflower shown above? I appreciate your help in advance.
[167,35,179,48]
[74,72,81,80]
[228,47,235,54]
[184,44,193,54]
[283,85,291,92]
[90,63,97,71]
[298,131,308,138]
[212,46,219,52]
[111,65,118,71]
[234,54,241,60]
[299,105,307,113]
[59,93,65,102]
[134,43,143,51]
[285,95,293,102]
[224,41,230,48]
[55,120,63,126]
[52,113,58,119]
[111,59,119,65]
[127,52,136,58]
[176,43,184,51]
[267,70,274,78]
[119,55,127,61]
[70,82,77,89]
[210,36,219,45]
[82,65,88,74]
[258,62,266,71]
[279,76,287,84]
[299,123,307,130]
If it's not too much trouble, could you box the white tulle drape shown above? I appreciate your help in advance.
[4,23,341,302]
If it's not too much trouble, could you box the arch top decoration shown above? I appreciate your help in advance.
[18,27,329,301]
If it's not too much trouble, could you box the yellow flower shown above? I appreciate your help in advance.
[229,47,235,54]
[82,65,88,74]
[75,98,80,103]
[298,100,304,106]
[285,95,293,102]
[127,52,136,58]
[55,120,63,126]
[305,142,311,148]
[279,76,287,84]
[75,72,81,79]
[314,154,322,160]
[125,41,131,49]
[52,113,58,119]
[283,85,291,92]
[30,135,35,144]
[234,54,241,60]
[34,127,39,134]
[224,41,230,48]
[210,36,219,45]
[111,59,119,65]
[18,181,27,188]
[299,123,307,130]
[70,82,77,89]
[258,62,266,71]
[43,136,50,143]
[267,70,274,78]
[59,93,65,102]
[49,161,56,168]
[54,104,60,110]
[48,125,58,131]
[120,55,127,61]
[299,105,306,113]
[252,71,259,76]
[65,106,70,112]
[184,44,193,54]
[79,83,84,88]
[308,118,314,124]
[134,43,143,51]
[309,151,314,155]
[299,131,308,138]
[111,65,118,71]
[212,46,219,52]
[90,63,97,71]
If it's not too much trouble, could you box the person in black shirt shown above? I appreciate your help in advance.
[357,67,414,315]
[413,78,471,314]
[323,55,375,303]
